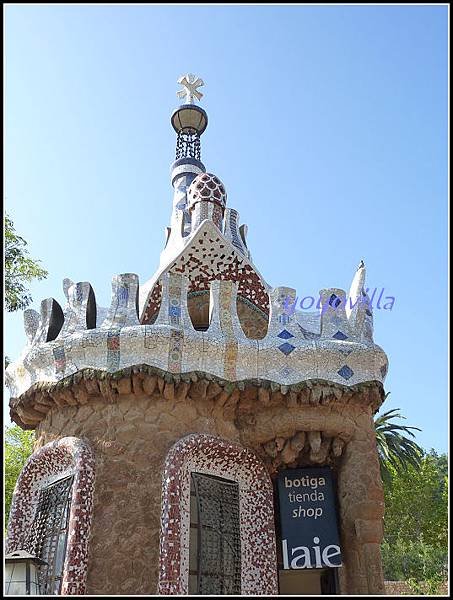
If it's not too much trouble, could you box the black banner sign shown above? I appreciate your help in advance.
[277,467,342,569]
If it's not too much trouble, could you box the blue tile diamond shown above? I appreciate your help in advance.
[333,331,348,340]
[338,365,354,380]
[278,342,296,356]
[277,329,294,340]
[329,294,342,308]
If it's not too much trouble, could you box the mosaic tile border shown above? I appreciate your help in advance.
[6,324,387,398]
[6,437,95,595]
[158,433,278,595]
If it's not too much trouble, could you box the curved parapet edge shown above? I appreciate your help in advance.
[6,268,388,404]
[6,317,388,405]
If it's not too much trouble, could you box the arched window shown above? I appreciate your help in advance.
[159,433,278,595]
[6,437,95,595]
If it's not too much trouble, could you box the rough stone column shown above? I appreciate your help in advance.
[337,407,385,595]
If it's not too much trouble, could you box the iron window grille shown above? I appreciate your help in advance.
[24,475,74,595]
[189,472,241,595]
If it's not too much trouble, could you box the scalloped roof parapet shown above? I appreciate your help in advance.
[5,267,388,400]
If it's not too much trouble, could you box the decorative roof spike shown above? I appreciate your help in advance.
[177,73,204,104]
[100,273,140,330]
[58,281,97,339]
[346,260,367,319]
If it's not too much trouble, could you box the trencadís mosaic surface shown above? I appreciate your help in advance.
[6,257,387,402]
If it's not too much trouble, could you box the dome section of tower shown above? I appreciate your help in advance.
[187,173,227,211]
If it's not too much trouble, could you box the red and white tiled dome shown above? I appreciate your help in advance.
[187,172,227,210]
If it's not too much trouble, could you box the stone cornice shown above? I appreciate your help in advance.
[10,363,385,430]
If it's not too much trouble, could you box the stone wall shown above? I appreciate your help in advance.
[31,368,386,595]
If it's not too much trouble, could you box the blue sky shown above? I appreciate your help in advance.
[5,5,448,452]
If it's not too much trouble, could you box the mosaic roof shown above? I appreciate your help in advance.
[5,78,388,406]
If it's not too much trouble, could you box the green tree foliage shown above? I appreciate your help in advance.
[5,214,48,312]
[383,450,448,547]
[374,407,423,484]
[4,425,35,523]
[381,451,448,591]
[382,540,447,585]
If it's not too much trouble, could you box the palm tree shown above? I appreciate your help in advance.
[374,406,423,484]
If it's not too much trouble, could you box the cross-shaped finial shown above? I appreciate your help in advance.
[177,73,204,104]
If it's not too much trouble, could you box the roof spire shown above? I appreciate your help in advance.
[171,74,208,163]
[164,75,208,260]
